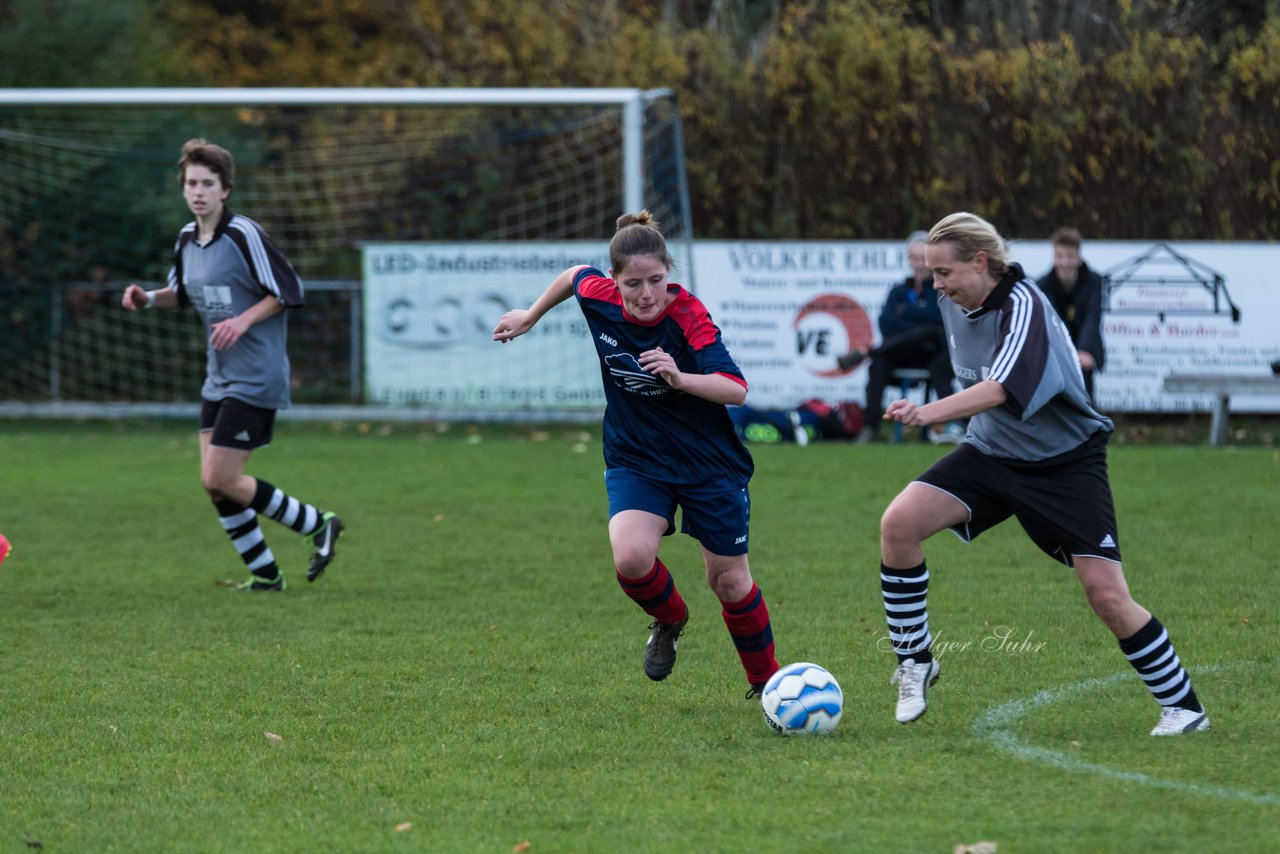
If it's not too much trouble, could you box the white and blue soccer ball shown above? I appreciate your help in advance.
[760,662,843,735]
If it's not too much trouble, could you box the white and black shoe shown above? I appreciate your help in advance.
[891,658,940,723]
[307,512,345,582]
[929,421,966,445]
[1151,706,1210,736]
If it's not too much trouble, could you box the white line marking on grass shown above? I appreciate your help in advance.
[972,662,1279,806]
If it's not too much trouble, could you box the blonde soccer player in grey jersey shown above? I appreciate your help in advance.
[875,212,1207,736]
[122,138,344,591]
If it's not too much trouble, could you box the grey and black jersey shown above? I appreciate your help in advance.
[938,263,1112,461]
[166,208,304,410]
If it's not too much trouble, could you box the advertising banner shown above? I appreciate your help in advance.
[691,242,905,409]
[362,240,1279,415]
[363,243,609,410]
[692,241,1280,413]
[362,242,689,411]
[1052,242,1278,413]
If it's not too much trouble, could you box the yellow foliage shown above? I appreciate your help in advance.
[161,1,1280,239]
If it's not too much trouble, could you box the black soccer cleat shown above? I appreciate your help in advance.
[643,612,688,681]
[307,512,345,582]
[745,682,768,701]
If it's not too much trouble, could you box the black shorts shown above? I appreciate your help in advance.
[199,397,276,451]
[915,431,1121,566]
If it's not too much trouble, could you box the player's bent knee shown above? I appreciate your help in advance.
[704,553,752,600]
[1085,585,1132,622]
[708,567,751,601]
[880,505,925,550]
[200,471,236,501]
[613,550,659,579]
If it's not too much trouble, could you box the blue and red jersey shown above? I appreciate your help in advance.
[572,266,753,490]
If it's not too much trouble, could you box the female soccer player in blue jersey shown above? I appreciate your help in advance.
[874,212,1207,736]
[493,211,780,697]
[121,139,343,592]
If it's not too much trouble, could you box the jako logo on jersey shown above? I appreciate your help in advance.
[603,353,669,396]
[598,332,618,347]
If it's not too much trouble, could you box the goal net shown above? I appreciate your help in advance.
[0,88,691,420]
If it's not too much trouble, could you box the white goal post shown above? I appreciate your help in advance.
[0,87,693,421]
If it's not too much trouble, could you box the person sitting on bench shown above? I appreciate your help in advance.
[838,231,960,443]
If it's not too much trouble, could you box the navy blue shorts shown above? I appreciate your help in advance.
[915,432,1121,566]
[604,467,751,556]
[199,397,276,451]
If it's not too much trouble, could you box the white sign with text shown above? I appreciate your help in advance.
[692,240,1280,413]
[363,243,609,409]
[361,240,1280,414]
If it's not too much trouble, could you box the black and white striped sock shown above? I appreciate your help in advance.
[882,561,933,664]
[214,499,279,581]
[1119,616,1202,712]
[250,479,325,538]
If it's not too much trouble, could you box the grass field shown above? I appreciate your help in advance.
[1,420,1277,852]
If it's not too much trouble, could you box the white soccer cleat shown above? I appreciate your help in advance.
[929,421,966,445]
[1150,706,1210,736]
[891,658,940,723]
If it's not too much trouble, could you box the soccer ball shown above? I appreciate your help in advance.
[760,662,843,735]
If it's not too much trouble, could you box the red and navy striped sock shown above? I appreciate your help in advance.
[720,584,779,686]
[616,559,688,625]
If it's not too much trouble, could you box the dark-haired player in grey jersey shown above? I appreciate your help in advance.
[875,212,1207,736]
[122,138,343,592]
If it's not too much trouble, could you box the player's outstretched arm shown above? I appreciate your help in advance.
[492,265,584,343]
[121,284,178,312]
[885,379,1007,427]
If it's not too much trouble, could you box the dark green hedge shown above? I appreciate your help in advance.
[670,3,1280,239]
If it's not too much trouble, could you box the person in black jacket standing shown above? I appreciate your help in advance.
[1037,227,1106,402]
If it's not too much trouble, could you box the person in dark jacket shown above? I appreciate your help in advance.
[1037,227,1106,402]
[838,232,959,442]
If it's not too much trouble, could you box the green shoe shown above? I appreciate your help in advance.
[235,573,286,592]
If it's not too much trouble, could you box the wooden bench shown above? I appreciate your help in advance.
[1162,372,1280,446]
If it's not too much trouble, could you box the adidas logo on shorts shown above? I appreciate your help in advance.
[234,430,252,442]
[1099,533,1117,548]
